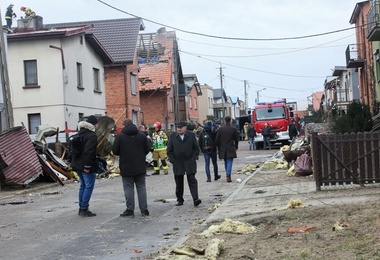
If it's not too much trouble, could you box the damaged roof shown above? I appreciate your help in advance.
[137,28,176,91]
[45,18,145,64]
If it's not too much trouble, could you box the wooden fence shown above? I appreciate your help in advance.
[311,132,380,190]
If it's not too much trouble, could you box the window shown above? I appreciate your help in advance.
[194,97,197,109]
[132,110,138,125]
[24,60,38,86]
[77,63,83,89]
[93,68,100,91]
[130,73,137,95]
[189,95,192,108]
[28,113,41,134]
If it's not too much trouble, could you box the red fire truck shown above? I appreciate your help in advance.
[251,101,298,149]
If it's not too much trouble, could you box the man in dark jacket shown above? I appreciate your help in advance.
[262,123,272,150]
[198,121,221,182]
[113,119,150,217]
[247,123,257,151]
[215,116,239,183]
[288,120,298,141]
[167,121,202,207]
[5,4,16,32]
[71,115,98,217]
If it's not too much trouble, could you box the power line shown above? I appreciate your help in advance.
[97,0,358,41]
[181,51,325,79]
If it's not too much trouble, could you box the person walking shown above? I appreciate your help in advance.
[151,122,169,175]
[70,115,99,217]
[247,123,257,150]
[198,121,221,182]
[288,120,299,141]
[215,116,239,183]
[5,4,16,32]
[113,119,150,217]
[262,122,272,150]
[167,121,202,207]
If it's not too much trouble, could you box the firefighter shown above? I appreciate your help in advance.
[243,122,249,141]
[5,4,16,32]
[20,6,36,18]
[151,122,169,175]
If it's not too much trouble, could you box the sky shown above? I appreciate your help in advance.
[2,0,362,109]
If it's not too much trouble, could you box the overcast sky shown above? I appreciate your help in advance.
[2,0,362,109]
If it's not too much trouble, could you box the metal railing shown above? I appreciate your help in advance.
[367,0,380,36]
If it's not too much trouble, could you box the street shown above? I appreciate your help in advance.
[0,144,274,259]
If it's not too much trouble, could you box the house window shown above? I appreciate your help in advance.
[28,113,41,134]
[189,95,192,108]
[194,97,197,109]
[93,68,100,92]
[132,110,138,125]
[130,73,137,95]
[170,97,173,112]
[24,60,38,86]
[77,63,83,89]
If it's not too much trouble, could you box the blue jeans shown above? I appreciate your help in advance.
[249,137,256,150]
[78,171,96,209]
[203,151,218,178]
[224,158,233,177]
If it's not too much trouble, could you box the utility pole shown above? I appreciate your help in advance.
[244,80,248,114]
[0,11,14,131]
[218,64,225,119]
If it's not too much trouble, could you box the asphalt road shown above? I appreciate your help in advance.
[0,144,274,259]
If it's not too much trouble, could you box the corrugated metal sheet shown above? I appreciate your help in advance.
[0,126,42,185]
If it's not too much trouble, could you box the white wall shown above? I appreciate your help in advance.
[198,85,214,123]
[8,33,106,132]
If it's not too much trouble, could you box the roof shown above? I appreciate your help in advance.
[45,18,145,64]
[138,28,176,91]
[7,25,113,64]
[213,88,227,100]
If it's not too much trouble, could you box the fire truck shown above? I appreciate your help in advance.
[251,101,298,149]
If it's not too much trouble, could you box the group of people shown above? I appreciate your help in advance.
[71,116,240,218]
[5,4,36,32]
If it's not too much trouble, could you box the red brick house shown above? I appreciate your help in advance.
[137,28,184,131]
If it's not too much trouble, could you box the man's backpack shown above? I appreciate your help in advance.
[68,133,83,160]
[201,131,213,153]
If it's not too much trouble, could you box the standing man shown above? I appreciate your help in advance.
[247,123,257,151]
[198,121,221,182]
[215,116,239,183]
[71,115,99,217]
[5,4,16,32]
[151,122,169,175]
[113,119,150,217]
[167,121,202,207]
[262,123,272,150]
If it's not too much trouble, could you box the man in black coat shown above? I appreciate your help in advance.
[167,121,202,207]
[198,121,221,182]
[215,116,239,182]
[113,119,150,217]
[71,115,99,217]
[262,122,272,150]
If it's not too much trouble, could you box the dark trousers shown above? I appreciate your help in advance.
[174,174,199,203]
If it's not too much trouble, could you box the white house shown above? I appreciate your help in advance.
[7,24,112,134]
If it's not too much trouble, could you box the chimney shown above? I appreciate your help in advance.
[17,16,43,32]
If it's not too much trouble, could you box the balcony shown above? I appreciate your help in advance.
[367,1,380,41]
[345,44,364,68]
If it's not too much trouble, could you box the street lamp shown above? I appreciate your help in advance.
[256,88,266,104]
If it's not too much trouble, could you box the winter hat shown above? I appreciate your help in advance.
[87,115,98,125]
[175,121,187,128]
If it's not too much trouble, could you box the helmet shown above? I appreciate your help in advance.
[20,6,25,11]
[153,122,162,130]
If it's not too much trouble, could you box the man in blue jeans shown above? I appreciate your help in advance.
[215,116,239,182]
[71,115,99,217]
[198,121,221,182]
